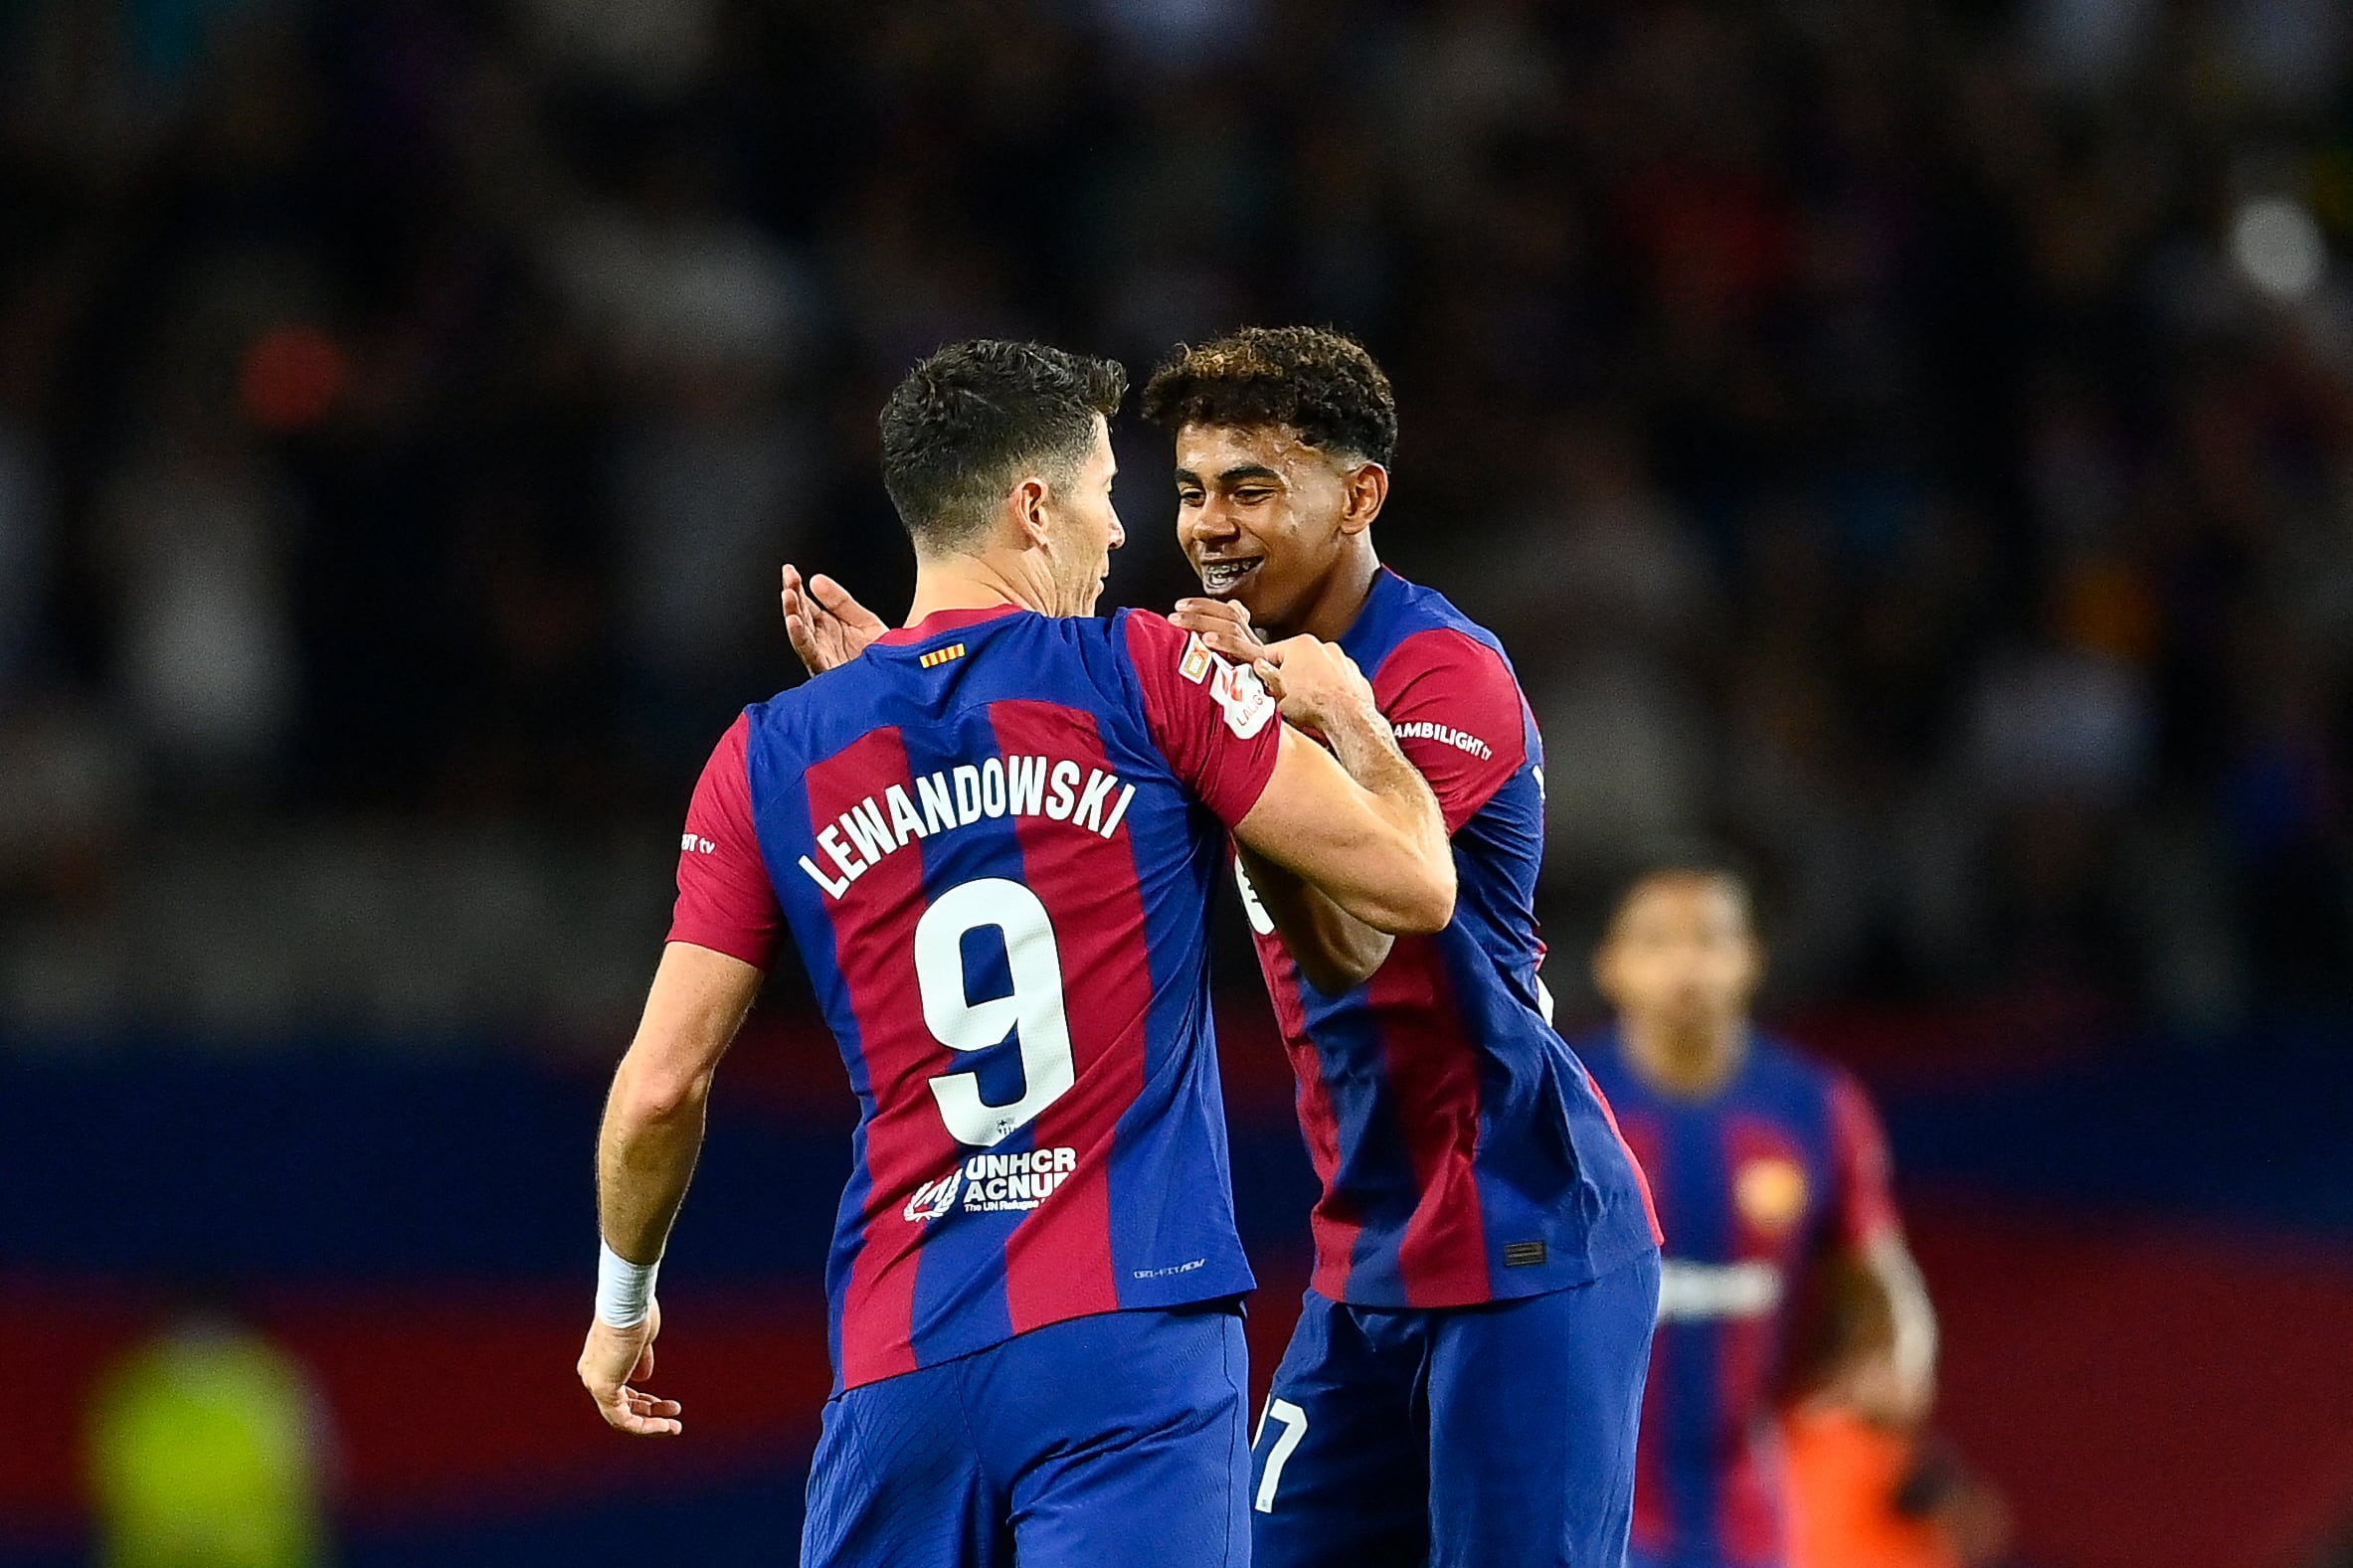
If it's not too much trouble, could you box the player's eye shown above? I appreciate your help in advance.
[1235,488,1274,505]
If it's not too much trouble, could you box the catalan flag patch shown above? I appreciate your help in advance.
[919,642,967,669]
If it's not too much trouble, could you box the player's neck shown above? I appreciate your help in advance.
[906,555,1050,623]
[1269,538,1383,644]
[1620,1014,1748,1100]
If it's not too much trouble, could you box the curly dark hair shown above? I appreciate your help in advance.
[879,339,1128,552]
[1141,325,1398,466]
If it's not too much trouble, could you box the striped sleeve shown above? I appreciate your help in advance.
[1372,628,1530,834]
[1121,610,1282,827]
[1827,1072,1900,1251]
[667,713,782,967]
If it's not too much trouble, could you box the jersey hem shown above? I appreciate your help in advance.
[1313,1225,1662,1311]
[831,1269,1258,1393]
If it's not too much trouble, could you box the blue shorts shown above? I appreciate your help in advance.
[800,1301,1251,1568]
[1250,1252,1660,1568]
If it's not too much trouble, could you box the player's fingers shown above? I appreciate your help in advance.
[633,1340,656,1382]
[624,1389,684,1418]
[1172,596,1246,624]
[1252,658,1287,699]
[809,574,875,626]
[1172,623,1256,662]
[603,1397,683,1437]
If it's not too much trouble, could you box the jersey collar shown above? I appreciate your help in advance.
[876,603,1029,646]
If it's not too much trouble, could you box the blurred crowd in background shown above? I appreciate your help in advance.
[4,0,2352,1035]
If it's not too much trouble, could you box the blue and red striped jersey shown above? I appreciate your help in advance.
[1579,1028,1900,1568]
[667,604,1282,1391]
[1239,568,1661,1307]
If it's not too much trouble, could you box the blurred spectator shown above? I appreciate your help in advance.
[86,1310,335,1568]
[96,405,301,797]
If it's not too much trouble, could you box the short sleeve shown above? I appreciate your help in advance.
[667,713,783,968]
[1122,610,1283,827]
[1372,628,1530,834]
[1827,1072,1900,1252]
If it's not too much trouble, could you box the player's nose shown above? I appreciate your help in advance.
[1187,498,1239,544]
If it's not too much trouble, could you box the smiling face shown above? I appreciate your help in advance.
[1173,422,1363,634]
[1041,414,1124,615]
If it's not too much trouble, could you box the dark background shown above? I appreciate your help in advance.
[4,2,2351,1565]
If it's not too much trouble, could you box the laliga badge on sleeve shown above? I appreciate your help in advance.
[1209,658,1277,739]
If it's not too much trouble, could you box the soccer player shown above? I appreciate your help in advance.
[789,326,1664,1568]
[1577,856,1939,1568]
[576,338,1459,1568]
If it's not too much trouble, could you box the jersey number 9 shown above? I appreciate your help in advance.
[913,877,1077,1147]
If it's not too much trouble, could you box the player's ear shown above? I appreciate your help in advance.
[1338,461,1388,536]
[1007,475,1053,549]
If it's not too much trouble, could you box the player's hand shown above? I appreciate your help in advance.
[1169,596,1270,668]
[578,1301,683,1437]
[782,564,885,676]
[1252,636,1378,736]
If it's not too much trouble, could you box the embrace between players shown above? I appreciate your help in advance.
[576,328,1932,1568]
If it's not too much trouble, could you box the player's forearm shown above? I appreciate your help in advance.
[597,1056,712,1263]
[1316,700,1454,928]
[1239,844,1396,991]
[1874,1236,1939,1401]
[595,943,763,1263]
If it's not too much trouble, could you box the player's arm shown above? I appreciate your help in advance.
[577,942,763,1438]
[1799,1074,1937,1424]
[1171,596,1399,986]
[580,713,782,1437]
[1238,845,1396,991]
[1804,1233,1938,1424]
[1229,637,1455,936]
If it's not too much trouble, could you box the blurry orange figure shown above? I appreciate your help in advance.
[1784,1405,2009,1568]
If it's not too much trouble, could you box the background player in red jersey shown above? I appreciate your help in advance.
[1577,857,1941,1568]
[790,326,1663,1568]
[577,338,1459,1568]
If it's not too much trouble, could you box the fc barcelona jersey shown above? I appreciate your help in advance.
[1581,1028,1900,1568]
[1241,568,1661,1308]
[668,604,1282,1390]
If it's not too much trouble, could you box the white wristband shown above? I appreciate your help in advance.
[596,1240,660,1328]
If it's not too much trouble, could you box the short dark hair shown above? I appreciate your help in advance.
[1141,325,1398,466]
[1604,845,1763,937]
[878,339,1128,552]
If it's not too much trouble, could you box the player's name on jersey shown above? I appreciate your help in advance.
[799,756,1137,900]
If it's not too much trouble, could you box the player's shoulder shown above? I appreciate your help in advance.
[1747,1030,1868,1114]
[1357,572,1518,688]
